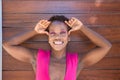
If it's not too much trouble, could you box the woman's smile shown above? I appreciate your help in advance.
[53,40,64,45]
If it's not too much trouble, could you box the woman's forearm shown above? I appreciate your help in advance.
[3,29,38,45]
[80,25,112,48]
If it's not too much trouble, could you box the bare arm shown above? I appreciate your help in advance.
[2,29,38,63]
[2,20,50,64]
[80,25,112,68]
[65,17,112,68]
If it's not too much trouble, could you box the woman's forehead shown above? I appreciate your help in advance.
[49,21,67,31]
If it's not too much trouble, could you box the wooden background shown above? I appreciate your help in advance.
[2,0,120,80]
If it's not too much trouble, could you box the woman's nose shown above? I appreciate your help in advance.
[55,34,61,38]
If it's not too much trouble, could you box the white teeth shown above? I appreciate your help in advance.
[54,41,63,45]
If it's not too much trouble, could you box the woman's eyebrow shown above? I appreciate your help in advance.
[61,29,67,31]
[61,30,67,32]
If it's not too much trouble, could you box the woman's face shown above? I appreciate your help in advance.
[48,21,69,51]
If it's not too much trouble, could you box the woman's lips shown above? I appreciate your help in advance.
[53,41,64,45]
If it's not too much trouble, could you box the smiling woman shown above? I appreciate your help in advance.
[2,15,112,80]
[2,0,120,80]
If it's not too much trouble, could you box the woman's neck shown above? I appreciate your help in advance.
[51,48,66,60]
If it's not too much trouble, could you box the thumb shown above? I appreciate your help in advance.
[68,29,74,35]
[43,31,49,36]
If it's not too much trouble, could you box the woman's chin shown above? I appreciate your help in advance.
[52,47,64,51]
[51,45,66,51]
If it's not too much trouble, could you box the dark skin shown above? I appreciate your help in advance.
[2,17,112,80]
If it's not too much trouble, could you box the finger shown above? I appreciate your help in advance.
[68,29,71,35]
[44,23,50,27]
[44,22,51,28]
[68,20,72,24]
[70,18,74,22]
[44,31,49,36]
[38,20,42,23]
[44,21,51,26]
[39,20,49,28]
[71,17,80,22]
[69,18,76,24]
[43,21,51,27]
[44,24,49,28]
[70,19,76,26]
[42,20,48,25]
[40,20,46,24]
[68,29,75,35]
[46,22,51,26]
[38,24,45,28]
[68,30,73,35]
[68,31,71,35]
[65,21,71,27]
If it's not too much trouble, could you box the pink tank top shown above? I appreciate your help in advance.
[36,49,78,80]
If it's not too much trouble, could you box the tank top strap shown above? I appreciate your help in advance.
[36,49,50,80]
[64,52,78,80]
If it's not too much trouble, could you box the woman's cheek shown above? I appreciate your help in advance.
[48,37,53,44]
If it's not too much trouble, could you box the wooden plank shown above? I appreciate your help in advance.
[3,1,120,14]
[2,70,120,80]
[2,50,33,71]
[2,26,120,42]
[2,42,120,70]
[3,14,120,27]
[78,69,120,80]
[3,0,120,3]
[2,71,35,80]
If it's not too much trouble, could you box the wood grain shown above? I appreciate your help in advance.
[3,0,120,2]
[2,70,120,80]
[3,14,120,27]
[3,1,120,14]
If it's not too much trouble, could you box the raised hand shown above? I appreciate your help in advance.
[65,17,83,35]
[34,20,51,35]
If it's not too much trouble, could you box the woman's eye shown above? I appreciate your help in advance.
[50,32,56,35]
[60,31,66,34]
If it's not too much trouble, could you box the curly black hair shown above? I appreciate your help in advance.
[46,15,71,32]
[48,15,69,22]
